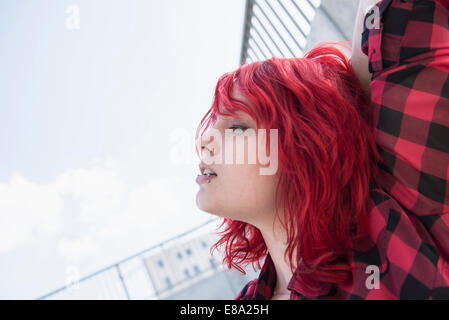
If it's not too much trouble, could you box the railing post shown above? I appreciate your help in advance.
[240,0,255,65]
[116,264,130,300]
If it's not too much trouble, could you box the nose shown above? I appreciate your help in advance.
[196,133,214,160]
[200,140,214,159]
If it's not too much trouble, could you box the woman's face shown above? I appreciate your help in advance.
[195,87,281,225]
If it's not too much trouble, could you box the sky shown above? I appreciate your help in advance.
[0,0,245,299]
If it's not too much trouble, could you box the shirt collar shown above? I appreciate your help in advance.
[251,253,277,299]
[254,252,334,299]
[287,261,334,297]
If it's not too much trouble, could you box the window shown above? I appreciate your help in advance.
[193,265,200,274]
[165,277,172,288]
[177,252,182,259]
[185,248,192,256]
[184,269,191,278]
[157,259,164,268]
[201,241,207,248]
[209,258,216,268]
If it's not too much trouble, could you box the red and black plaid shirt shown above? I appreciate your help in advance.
[235,0,449,300]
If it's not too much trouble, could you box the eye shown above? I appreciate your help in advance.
[229,125,248,133]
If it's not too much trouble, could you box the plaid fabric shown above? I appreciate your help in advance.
[235,0,449,300]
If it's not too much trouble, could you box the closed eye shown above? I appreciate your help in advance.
[229,125,248,132]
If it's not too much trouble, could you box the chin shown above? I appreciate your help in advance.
[196,191,215,213]
[196,193,228,219]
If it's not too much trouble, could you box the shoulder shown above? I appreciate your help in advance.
[351,0,382,97]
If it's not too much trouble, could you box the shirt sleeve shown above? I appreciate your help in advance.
[361,0,383,74]
[352,187,449,299]
[359,0,449,296]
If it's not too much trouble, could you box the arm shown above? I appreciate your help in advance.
[358,0,449,275]
[350,0,379,99]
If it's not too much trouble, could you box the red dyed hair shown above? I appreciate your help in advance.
[195,41,383,294]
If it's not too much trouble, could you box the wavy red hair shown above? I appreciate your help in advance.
[195,41,384,294]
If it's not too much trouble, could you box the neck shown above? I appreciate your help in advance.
[257,216,295,295]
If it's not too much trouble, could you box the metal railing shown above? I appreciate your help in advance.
[240,0,321,65]
[35,217,246,300]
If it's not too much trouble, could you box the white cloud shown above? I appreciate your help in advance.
[51,164,125,224]
[0,172,64,252]
[0,157,187,263]
[57,235,99,262]
[93,177,185,244]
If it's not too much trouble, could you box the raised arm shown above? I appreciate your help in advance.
[350,0,380,99]
[350,0,449,298]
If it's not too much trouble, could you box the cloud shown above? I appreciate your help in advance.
[0,157,187,263]
[97,178,184,240]
[51,164,125,224]
[57,234,99,262]
[0,172,63,252]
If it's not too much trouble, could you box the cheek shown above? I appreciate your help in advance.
[200,129,280,220]
[220,165,279,210]
[221,132,267,166]
[220,134,277,196]
[219,165,255,190]
[252,175,279,203]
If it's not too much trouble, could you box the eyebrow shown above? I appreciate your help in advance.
[214,109,248,121]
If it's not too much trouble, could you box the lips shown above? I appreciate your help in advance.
[199,161,217,176]
[196,162,217,185]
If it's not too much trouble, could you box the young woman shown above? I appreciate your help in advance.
[195,0,449,300]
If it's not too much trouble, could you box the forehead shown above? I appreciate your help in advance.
[215,87,256,120]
